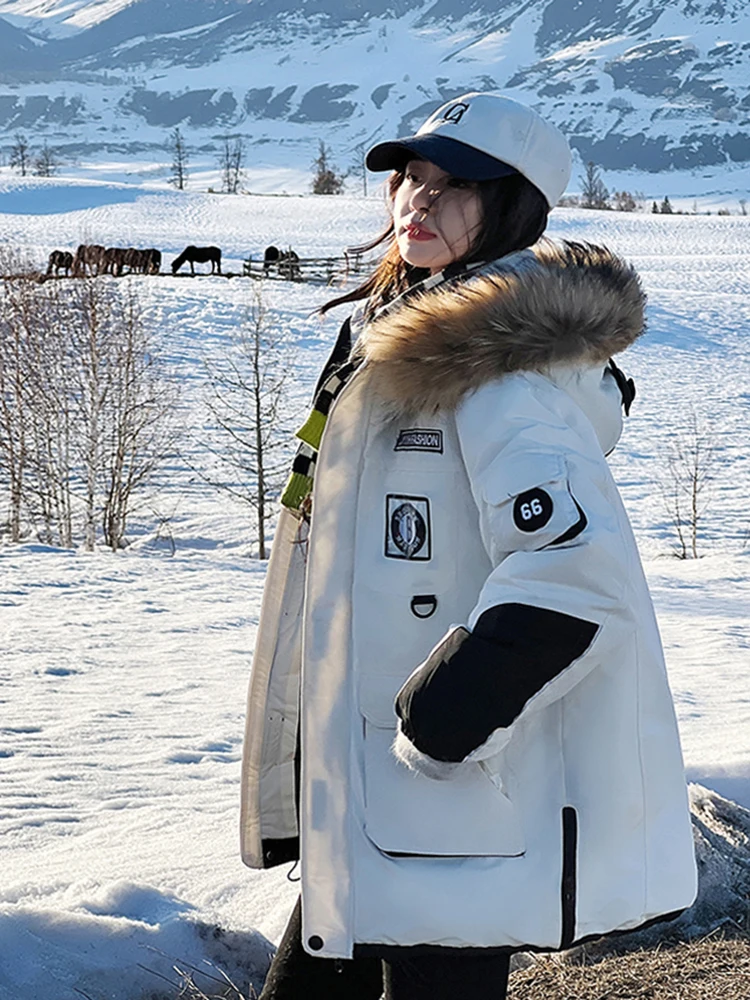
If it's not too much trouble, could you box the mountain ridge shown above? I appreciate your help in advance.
[0,0,749,190]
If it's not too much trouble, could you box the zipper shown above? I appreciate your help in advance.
[560,806,578,949]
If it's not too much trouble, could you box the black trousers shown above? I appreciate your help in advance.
[259,898,510,1000]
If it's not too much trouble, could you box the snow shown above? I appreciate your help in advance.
[1,179,749,998]
[0,0,138,35]
[3,0,750,205]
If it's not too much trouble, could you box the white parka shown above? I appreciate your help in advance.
[240,243,697,959]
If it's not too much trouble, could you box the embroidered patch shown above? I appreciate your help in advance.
[513,488,554,532]
[394,429,443,453]
[386,495,431,560]
[439,102,469,125]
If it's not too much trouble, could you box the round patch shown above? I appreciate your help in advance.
[513,488,553,532]
[390,502,427,558]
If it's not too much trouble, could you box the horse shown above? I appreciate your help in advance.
[73,243,106,277]
[46,250,73,277]
[102,247,127,276]
[263,244,301,280]
[145,248,161,275]
[171,245,222,275]
[263,245,281,272]
[122,247,141,273]
[103,248,160,276]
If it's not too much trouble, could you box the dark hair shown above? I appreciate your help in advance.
[320,169,549,315]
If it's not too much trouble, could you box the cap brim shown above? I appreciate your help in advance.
[365,134,519,182]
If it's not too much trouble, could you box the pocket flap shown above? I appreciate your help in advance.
[483,452,566,506]
[358,673,402,729]
[362,723,525,858]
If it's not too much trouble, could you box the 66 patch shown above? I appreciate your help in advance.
[513,488,554,532]
[385,495,431,560]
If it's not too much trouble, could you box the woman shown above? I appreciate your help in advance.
[240,93,697,1000]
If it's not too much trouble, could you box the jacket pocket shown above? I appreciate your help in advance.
[358,675,525,858]
[480,452,583,553]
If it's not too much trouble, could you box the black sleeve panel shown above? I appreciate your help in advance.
[395,603,599,763]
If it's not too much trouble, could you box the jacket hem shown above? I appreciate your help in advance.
[262,836,300,869]
[351,907,689,959]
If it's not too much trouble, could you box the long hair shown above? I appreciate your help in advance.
[320,169,550,316]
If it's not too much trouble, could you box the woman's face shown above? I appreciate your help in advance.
[393,159,483,274]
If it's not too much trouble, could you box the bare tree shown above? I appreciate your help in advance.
[100,284,177,551]
[612,190,637,213]
[0,276,81,546]
[580,161,609,210]
[351,140,368,197]
[9,133,31,176]
[66,279,115,550]
[311,141,346,195]
[0,274,176,550]
[660,410,717,559]
[22,281,76,546]
[67,278,178,551]
[740,198,747,216]
[219,135,245,194]
[0,277,32,541]
[168,127,189,190]
[34,142,59,177]
[0,271,76,545]
[201,284,295,558]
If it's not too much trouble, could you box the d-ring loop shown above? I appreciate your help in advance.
[410,594,438,619]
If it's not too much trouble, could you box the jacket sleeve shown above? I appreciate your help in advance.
[394,374,633,769]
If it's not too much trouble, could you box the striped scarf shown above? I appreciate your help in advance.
[280,257,505,515]
[280,357,359,513]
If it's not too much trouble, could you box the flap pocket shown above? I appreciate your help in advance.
[482,451,566,506]
[480,453,583,552]
[361,720,525,858]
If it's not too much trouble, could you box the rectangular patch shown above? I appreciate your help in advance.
[394,429,443,454]
[385,495,431,561]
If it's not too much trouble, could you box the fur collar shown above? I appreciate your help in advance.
[359,241,646,415]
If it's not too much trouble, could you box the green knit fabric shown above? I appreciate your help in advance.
[280,360,358,513]
[296,410,327,450]
[281,470,314,512]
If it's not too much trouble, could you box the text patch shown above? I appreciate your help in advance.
[394,429,443,454]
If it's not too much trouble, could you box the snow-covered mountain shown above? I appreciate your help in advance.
[0,0,749,191]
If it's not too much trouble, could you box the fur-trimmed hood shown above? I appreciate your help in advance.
[359,241,646,415]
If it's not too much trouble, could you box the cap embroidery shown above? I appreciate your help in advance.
[439,102,469,125]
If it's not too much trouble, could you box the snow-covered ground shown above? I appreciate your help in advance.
[3,155,750,214]
[0,182,749,1000]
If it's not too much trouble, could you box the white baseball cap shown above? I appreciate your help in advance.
[366,92,572,209]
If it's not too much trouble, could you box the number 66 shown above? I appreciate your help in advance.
[520,498,544,520]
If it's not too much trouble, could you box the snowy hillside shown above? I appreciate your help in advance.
[1,181,749,998]
[0,0,750,197]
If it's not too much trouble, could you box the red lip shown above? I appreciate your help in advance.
[404,222,437,242]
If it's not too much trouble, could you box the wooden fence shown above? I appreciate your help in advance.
[243,252,368,285]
